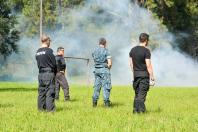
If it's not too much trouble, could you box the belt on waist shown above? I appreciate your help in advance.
[95,67,108,69]
[57,69,65,72]
[39,68,54,73]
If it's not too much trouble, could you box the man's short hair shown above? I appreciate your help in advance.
[57,47,64,52]
[139,33,149,43]
[41,34,50,43]
[99,38,106,45]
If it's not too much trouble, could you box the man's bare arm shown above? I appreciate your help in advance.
[107,58,112,69]
[129,57,133,72]
[145,59,154,80]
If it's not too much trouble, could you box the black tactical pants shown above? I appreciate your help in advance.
[55,72,70,100]
[133,77,149,113]
[38,72,55,112]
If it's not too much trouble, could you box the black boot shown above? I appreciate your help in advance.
[65,96,70,101]
[133,100,140,114]
[93,101,97,107]
[104,100,111,107]
[139,101,146,113]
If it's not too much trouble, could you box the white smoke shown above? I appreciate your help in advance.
[3,0,198,86]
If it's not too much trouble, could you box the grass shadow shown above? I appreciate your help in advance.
[0,88,37,92]
[111,102,125,108]
[97,102,125,108]
[68,98,78,102]
[147,107,162,114]
[98,102,125,108]
[0,103,14,108]
[56,98,78,103]
[56,106,72,112]
[56,107,64,112]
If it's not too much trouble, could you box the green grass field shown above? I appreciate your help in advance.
[0,82,198,132]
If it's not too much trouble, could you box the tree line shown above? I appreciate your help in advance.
[135,0,198,59]
[0,0,197,59]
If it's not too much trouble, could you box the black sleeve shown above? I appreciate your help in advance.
[55,56,58,65]
[61,58,65,65]
[61,58,66,69]
[49,49,57,73]
[145,49,151,59]
[58,59,62,67]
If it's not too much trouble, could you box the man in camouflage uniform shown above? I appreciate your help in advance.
[92,38,112,107]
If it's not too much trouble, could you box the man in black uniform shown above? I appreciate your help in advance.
[35,35,56,112]
[129,33,155,113]
[55,47,70,101]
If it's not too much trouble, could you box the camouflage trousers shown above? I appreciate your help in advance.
[92,73,112,102]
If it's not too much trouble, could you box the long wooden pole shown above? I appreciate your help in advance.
[64,56,90,61]
[64,56,92,88]
[40,0,43,38]
[86,59,90,88]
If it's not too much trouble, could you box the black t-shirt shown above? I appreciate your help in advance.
[129,46,151,77]
[35,47,56,72]
[55,55,66,72]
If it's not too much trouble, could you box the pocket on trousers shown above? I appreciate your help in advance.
[106,83,112,90]
[39,73,54,87]
[141,78,149,91]
[104,74,112,90]
[133,78,139,91]
[49,87,55,98]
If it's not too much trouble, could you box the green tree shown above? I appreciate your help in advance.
[0,0,20,59]
[7,0,85,36]
[8,0,24,12]
[61,0,84,8]
[20,0,58,36]
[145,0,198,59]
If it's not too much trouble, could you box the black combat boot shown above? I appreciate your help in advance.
[93,101,97,107]
[133,100,140,114]
[139,101,146,113]
[104,100,111,107]
[65,96,70,101]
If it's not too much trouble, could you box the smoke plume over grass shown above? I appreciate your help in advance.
[2,0,198,86]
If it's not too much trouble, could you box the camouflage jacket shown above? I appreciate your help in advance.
[92,46,111,74]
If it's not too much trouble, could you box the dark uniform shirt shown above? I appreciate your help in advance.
[35,47,56,73]
[129,46,151,77]
[55,55,66,72]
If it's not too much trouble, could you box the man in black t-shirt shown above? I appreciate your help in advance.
[129,33,154,113]
[55,47,70,101]
[35,35,56,112]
